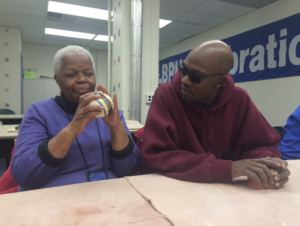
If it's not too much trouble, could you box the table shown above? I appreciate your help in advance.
[0,178,171,226]
[0,114,23,125]
[125,120,144,133]
[0,160,298,226]
[127,160,300,226]
[0,125,18,168]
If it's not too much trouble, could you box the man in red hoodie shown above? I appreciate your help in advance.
[142,40,290,189]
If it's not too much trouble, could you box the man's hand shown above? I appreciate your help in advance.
[231,159,287,189]
[261,157,290,189]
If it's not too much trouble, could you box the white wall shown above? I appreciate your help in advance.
[0,26,22,114]
[159,0,300,126]
[22,43,108,90]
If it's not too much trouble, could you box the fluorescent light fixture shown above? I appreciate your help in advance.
[94,35,113,42]
[48,1,113,20]
[45,28,96,40]
[159,19,172,28]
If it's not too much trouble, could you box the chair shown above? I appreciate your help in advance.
[0,147,19,194]
[134,127,145,175]
[273,126,284,141]
[0,109,15,114]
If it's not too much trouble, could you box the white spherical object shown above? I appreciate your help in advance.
[89,91,114,118]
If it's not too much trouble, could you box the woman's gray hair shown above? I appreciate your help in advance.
[53,45,96,76]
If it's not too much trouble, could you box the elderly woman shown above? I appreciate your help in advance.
[11,46,142,191]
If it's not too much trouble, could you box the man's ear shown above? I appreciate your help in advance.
[216,75,227,88]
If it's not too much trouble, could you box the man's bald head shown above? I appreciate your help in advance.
[186,40,233,75]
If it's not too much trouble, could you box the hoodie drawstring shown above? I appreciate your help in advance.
[202,107,207,150]
[208,109,215,153]
[201,107,215,153]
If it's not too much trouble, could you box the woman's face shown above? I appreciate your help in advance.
[55,54,96,103]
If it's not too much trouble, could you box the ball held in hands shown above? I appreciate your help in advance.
[89,91,114,118]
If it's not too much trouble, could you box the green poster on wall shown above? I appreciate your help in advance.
[24,71,36,79]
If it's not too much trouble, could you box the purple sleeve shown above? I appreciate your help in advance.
[11,104,60,189]
[109,113,142,177]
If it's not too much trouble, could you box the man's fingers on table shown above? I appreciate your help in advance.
[252,162,275,185]
[248,165,269,188]
[275,177,289,189]
[246,170,263,187]
[274,168,290,182]
[256,159,282,168]
[264,157,288,170]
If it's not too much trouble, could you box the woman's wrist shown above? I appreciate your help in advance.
[66,123,80,137]
[109,120,129,151]
[108,119,123,132]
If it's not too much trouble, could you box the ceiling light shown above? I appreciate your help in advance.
[94,35,113,42]
[45,28,96,40]
[159,19,172,28]
[48,1,113,20]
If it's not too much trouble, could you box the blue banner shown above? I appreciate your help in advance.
[159,13,300,85]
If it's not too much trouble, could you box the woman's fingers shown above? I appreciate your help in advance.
[97,84,110,96]
[112,93,118,111]
[79,92,100,107]
[77,105,103,117]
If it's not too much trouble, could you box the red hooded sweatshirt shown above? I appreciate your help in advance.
[142,71,281,183]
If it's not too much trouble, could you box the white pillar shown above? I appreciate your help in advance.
[112,0,159,123]
[112,0,131,119]
[141,0,160,124]
[107,0,112,93]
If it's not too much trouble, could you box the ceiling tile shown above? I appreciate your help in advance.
[22,31,44,39]
[160,6,188,21]
[160,29,195,39]
[0,4,47,20]
[192,0,255,19]
[177,12,231,27]
[42,38,72,48]
[159,42,173,50]
[0,14,45,27]
[75,17,107,28]
[219,0,277,8]
[98,25,112,36]
[22,37,43,45]
[0,0,48,11]
[162,21,211,34]
[160,0,206,11]
[45,20,100,34]
[88,41,108,51]
[159,35,182,44]
[19,25,44,33]
[44,35,91,45]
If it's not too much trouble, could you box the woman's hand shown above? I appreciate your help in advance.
[97,85,129,151]
[97,84,121,128]
[67,92,103,136]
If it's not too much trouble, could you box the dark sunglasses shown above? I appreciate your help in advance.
[178,63,224,84]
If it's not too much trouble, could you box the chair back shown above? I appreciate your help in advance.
[0,109,15,114]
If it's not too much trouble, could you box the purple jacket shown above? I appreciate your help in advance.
[11,97,142,191]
